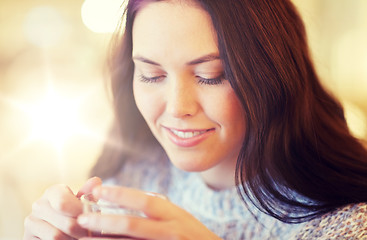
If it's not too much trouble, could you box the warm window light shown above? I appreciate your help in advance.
[27,91,83,149]
[2,86,88,151]
[81,0,125,33]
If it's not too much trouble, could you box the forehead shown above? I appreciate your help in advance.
[132,1,218,60]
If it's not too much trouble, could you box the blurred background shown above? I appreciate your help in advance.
[0,0,366,238]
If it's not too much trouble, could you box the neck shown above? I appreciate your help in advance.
[200,159,237,191]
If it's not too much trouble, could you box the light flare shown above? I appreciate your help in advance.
[0,86,91,152]
[26,92,83,149]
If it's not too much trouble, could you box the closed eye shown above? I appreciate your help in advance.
[138,74,224,85]
[197,75,224,85]
[138,74,166,83]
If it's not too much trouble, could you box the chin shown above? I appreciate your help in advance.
[167,154,214,172]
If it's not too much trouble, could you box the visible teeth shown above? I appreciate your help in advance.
[171,129,206,138]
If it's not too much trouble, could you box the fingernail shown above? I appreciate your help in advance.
[77,215,89,225]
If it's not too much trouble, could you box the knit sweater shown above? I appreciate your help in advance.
[106,155,367,239]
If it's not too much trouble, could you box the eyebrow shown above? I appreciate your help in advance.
[187,54,221,65]
[132,54,221,66]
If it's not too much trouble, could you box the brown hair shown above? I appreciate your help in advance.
[91,0,367,223]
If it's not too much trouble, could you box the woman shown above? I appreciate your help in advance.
[23,0,367,239]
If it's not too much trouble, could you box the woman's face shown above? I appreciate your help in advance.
[132,1,246,178]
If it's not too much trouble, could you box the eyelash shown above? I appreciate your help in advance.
[197,75,224,85]
[139,74,163,83]
[138,74,224,85]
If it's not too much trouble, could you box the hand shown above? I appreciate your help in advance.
[23,177,102,240]
[77,186,222,240]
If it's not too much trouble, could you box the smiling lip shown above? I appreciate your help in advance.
[163,127,215,147]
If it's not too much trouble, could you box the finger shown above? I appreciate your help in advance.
[43,184,83,216]
[23,226,40,240]
[32,198,88,238]
[77,177,103,198]
[78,213,169,240]
[80,238,143,240]
[24,214,74,240]
[93,186,179,219]
[23,236,41,240]
[23,235,42,240]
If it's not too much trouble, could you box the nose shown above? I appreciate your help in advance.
[165,75,199,118]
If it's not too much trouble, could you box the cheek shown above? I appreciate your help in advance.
[204,87,245,128]
[133,81,149,119]
[219,91,246,153]
[133,81,163,127]
[227,93,245,126]
[223,95,246,142]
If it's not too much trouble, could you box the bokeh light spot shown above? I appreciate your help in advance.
[23,5,69,48]
[81,0,125,33]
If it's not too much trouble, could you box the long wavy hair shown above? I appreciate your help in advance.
[91,0,367,223]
